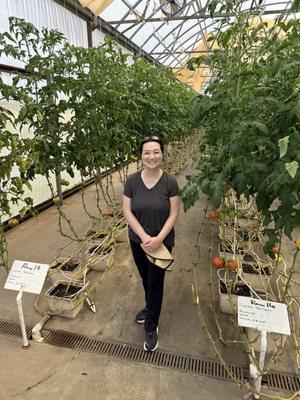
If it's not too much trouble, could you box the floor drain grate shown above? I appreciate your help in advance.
[0,319,32,338]
[1,319,299,392]
[44,329,244,381]
[267,372,300,392]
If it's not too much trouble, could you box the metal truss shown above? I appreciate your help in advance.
[94,0,295,90]
[105,0,293,70]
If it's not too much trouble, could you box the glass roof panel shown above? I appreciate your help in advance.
[94,0,296,67]
[82,0,298,89]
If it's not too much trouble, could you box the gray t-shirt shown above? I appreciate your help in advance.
[123,170,179,247]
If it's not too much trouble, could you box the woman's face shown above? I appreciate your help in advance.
[141,141,163,170]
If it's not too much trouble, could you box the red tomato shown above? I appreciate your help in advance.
[226,259,237,271]
[212,256,224,269]
[271,247,280,254]
[209,210,220,220]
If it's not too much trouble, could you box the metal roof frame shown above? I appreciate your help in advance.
[103,0,294,71]
[56,0,297,90]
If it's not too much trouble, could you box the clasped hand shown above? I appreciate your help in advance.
[142,235,162,252]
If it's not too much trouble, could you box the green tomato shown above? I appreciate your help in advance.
[53,196,61,205]
[59,179,70,186]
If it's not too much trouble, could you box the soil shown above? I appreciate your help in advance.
[242,253,256,263]
[51,261,79,272]
[242,262,271,275]
[220,280,251,296]
[49,282,81,298]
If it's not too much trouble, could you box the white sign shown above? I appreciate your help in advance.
[4,260,49,294]
[238,297,291,335]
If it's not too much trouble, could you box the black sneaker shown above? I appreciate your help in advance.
[144,328,159,351]
[135,308,147,324]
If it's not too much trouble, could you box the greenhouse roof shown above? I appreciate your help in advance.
[79,0,296,71]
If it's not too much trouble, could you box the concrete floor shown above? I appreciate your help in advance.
[0,336,247,400]
[0,165,298,399]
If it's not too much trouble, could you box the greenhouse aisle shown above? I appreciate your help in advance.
[0,335,245,400]
[0,165,294,399]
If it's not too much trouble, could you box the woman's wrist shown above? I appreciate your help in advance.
[156,234,164,242]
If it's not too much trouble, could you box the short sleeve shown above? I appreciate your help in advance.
[123,175,133,198]
[168,175,180,197]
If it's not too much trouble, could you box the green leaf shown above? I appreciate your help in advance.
[295,98,300,120]
[250,121,268,135]
[66,167,74,178]
[278,136,289,159]
[271,55,280,76]
[285,161,298,178]
[208,0,218,17]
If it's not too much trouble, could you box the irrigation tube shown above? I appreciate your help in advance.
[32,314,51,342]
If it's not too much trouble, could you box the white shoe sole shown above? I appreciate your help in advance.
[143,340,159,352]
[143,327,159,351]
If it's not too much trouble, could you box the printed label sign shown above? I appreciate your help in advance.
[238,296,290,335]
[4,260,49,294]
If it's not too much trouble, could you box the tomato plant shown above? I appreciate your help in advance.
[182,16,300,252]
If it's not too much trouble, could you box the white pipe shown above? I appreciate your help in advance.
[253,330,267,399]
[16,288,30,349]
[32,314,51,342]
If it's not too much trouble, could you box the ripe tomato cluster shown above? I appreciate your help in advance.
[212,256,237,271]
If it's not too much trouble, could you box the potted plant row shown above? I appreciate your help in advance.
[44,219,127,318]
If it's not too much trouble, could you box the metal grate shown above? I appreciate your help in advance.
[0,319,299,392]
[43,329,245,381]
[0,319,32,338]
[267,372,300,392]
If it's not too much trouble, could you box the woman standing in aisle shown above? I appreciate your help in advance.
[123,136,180,351]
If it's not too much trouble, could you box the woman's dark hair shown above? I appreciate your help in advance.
[139,136,164,154]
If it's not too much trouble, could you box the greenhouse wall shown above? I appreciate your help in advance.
[0,0,135,218]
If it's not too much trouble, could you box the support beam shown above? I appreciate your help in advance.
[52,0,161,66]
[106,9,288,24]
[87,20,93,47]
[0,64,26,74]
[149,50,215,55]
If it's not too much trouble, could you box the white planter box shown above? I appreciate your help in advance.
[219,279,251,315]
[241,262,272,291]
[48,258,89,284]
[218,242,244,262]
[45,280,85,319]
[85,244,114,271]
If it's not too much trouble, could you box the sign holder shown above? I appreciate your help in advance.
[238,296,290,400]
[4,260,49,349]
[252,329,267,399]
[16,285,30,349]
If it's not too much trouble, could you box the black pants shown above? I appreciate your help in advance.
[130,241,172,332]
